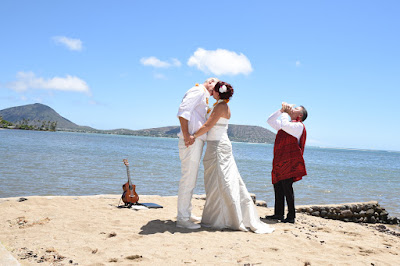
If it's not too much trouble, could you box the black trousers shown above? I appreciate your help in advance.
[273,178,295,219]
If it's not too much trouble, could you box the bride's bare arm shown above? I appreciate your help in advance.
[193,103,226,139]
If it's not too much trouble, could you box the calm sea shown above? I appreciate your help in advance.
[1,129,399,217]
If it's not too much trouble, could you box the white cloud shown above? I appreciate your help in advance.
[140,57,181,68]
[7,71,91,95]
[187,48,253,76]
[52,36,83,51]
[171,58,182,67]
[296,60,301,67]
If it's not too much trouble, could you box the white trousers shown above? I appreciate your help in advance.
[177,137,204,221]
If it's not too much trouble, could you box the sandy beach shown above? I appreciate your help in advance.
[0,194,399,265]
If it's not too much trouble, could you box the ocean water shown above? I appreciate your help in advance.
[1,129,399,217]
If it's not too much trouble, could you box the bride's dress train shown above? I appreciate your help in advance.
[201,117,274,234]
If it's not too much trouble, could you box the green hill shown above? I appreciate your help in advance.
[0,103,92,130]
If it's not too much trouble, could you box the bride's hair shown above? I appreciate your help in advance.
[214,81,234,99]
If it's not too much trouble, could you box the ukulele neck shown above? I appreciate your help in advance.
[125,165,132,189]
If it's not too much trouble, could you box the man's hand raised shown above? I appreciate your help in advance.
[281,102,294,114]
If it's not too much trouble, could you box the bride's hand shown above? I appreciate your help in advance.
[186,135,195,147]
[184,134,194,147]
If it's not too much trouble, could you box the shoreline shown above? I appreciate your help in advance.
[1,194,399,265]
[2,193,400,219]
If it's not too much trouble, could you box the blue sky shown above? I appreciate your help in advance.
[1,1,399,151]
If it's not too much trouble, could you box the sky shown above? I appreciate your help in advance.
[1,1,399,151]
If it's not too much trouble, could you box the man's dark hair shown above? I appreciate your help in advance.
[300,106,308,122]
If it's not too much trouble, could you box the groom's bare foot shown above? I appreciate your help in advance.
[190,215,201,222]
[176,220,201,229]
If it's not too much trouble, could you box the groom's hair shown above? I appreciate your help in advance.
[204,77,219,84]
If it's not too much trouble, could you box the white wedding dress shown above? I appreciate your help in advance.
[201,112,274,234]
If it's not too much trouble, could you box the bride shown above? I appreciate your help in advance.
[192,81,274,234]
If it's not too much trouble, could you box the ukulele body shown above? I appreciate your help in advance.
[122,182,139,204]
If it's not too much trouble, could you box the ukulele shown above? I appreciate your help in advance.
[121,159,139,206]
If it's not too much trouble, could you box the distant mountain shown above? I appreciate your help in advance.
[103,125,275,143]
[0,103,276,143]
[103,126,180,138]
[228,124,276,143]
[0,103,93,130]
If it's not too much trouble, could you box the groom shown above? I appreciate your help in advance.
[266,102,308,224]
[176,77,219,229]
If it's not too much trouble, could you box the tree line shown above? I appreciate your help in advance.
[0,116,57,131]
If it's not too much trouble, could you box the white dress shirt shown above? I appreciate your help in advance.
[267,110,304,142]
[177,84,210,141]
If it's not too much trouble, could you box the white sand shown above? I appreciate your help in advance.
[0,194,399,265]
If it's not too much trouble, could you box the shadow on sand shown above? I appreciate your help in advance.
[139,218,278,235]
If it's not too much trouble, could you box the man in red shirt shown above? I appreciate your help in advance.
[266,102,308,223]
